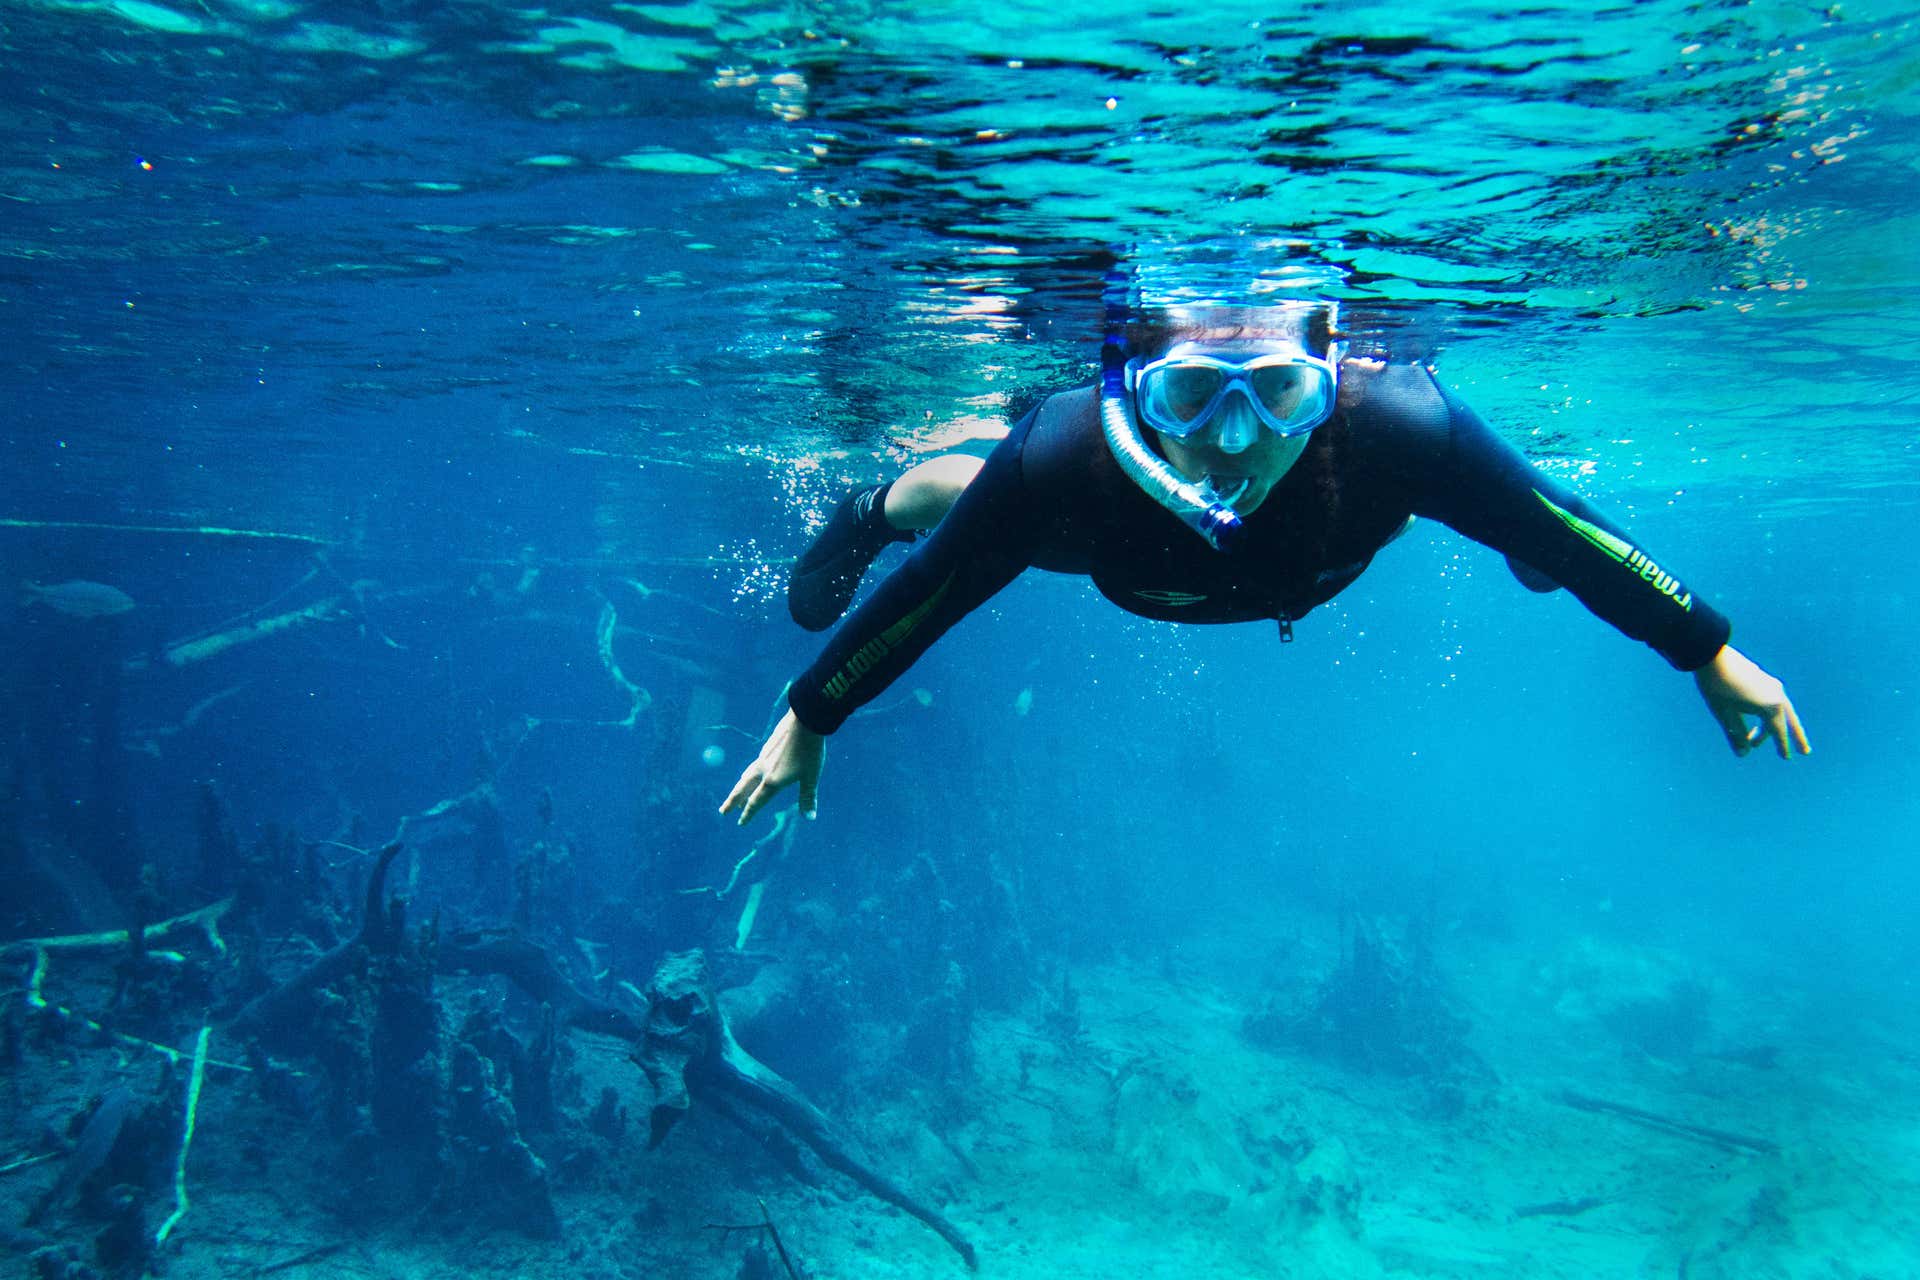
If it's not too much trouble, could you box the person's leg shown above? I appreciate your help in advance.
[787,454,983,632]
[882,453,983,531]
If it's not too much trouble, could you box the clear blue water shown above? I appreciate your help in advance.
[4,1,1919,1275]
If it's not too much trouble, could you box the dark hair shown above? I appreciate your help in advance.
[1300,403,1344,568]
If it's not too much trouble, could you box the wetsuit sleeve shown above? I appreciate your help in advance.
[787,411,1045,734]
[1409,374,1731,671]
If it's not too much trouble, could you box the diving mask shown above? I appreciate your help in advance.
[1127,349,1338,444]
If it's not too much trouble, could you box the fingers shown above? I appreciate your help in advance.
[1712,707,1753,758]
[1766,706,1793,760]
[1726,698,1810,762]
[735,779,772,827]
[1696,649,1811,763]
[719,758,794,826]
[721,760,778,825]
[719,764,758,817]
[1785,702,1812,757]
[1763,700,1812,759]
[798,765,820,820]
[721,775,772,826]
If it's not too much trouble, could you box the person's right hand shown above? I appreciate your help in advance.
[720,708,824,826]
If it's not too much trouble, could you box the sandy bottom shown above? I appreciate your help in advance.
[6,920,1916,1280]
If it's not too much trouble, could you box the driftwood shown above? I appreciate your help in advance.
[19,946,250,1074]
[0,1152,61,1178]
[704,1199,803,1279]
[1514,1195,1608,1220]
[222,840,639,1050]
[0,898,233,961]
[1558,1090,1780,1156]
[126,596,352,671]
[642,950,977,1269]
[254,1243,347,1275]
[438,930,643,1042]
[226,843,403,1034]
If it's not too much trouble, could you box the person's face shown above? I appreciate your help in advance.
[1146,338,1318,515]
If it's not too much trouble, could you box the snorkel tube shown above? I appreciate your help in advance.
[1098,298,1245,553]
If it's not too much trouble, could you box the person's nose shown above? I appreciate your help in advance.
[1211,393,1261,455]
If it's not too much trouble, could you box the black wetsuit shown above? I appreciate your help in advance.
[788,362,1730,734]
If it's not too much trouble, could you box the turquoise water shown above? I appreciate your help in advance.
[4,2,1918,1277]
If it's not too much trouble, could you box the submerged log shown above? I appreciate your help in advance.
[226,843,402,1035]
[438,929,643,1042]
[1558,1089,1780,1156]
[0,898,233,961]
[640,950,977,1269]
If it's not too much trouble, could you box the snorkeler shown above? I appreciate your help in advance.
[720,296,1810,826]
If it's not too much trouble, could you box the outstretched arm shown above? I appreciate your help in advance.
[721,406,1046,826]
[1395,370,1811,760]
[1693,644,1811,760]
[1409,371,1732,674]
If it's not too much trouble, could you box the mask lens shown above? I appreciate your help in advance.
[1152,364,1225,424]
[1134,352,1336,439]
[1248,363,1311,418]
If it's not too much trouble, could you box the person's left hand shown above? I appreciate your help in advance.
[1693,644,1811,760]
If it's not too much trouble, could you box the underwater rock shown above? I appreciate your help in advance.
[29,1244,101,1280]
[460,1000,559,1136]
[1222,1133,1381,1278]
[1537,935,1716,1061]
[1109,1065,1263,1214]
[587,1086,626,1142]
[639,950,708,1148]
[444,1041,561,1239]
[1290,1136,1363,1233]
[90,1184,151,1278]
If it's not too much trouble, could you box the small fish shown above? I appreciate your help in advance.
[21,579,136,617]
